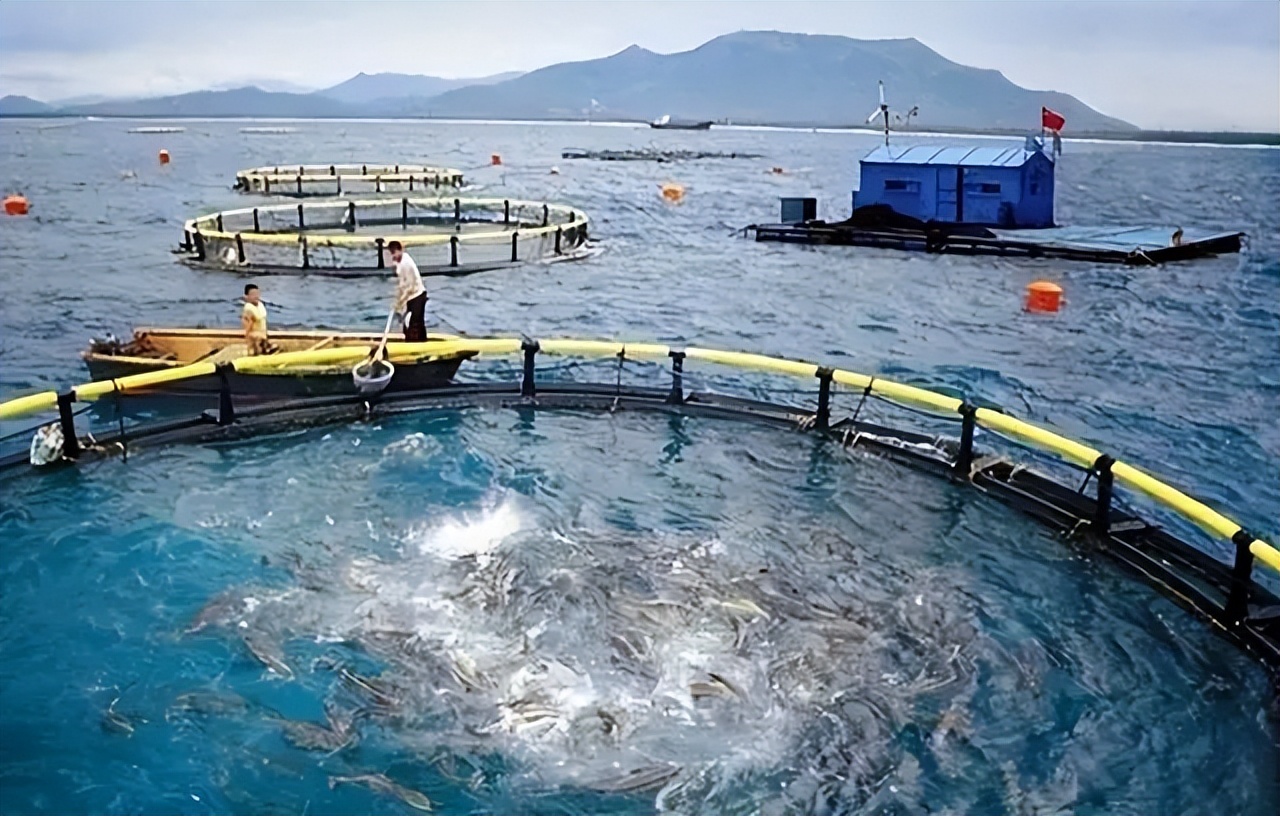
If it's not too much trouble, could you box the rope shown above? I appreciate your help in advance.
[850,377,875,424]
[112,380,128,463]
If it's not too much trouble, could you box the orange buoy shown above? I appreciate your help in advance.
[659,182,685,204]
[1025,280,1063,312]
[3,194,29,216]
[158,149,171,165]
[769,166,785,175]
[490,153,502,166]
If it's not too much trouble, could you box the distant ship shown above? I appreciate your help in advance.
[649,114,713,131]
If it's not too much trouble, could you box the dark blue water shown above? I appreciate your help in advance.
[1,120,1278,815]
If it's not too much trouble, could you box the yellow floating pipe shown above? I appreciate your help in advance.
[0,390,57,421]
[975,408,1101,470]
[686,348,818,379]
[540,339,671,361]
[1111,460,1240,541]
[872,380,963,415]
[1252,541,1280,575]
[831,369,874,390]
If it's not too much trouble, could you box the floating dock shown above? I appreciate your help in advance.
[749,221,1244,265]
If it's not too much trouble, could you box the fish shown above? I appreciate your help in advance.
[186,588,251,634]
[719,598,770,620]
[101,694,138,736]
[166,690,250,720]
[328,773,433,812]
[274,718,355,752]
[588,763,681,793]
[242,634,294,679]
[337,667,400,708]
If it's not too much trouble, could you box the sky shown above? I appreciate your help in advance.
[1,0,1277,131]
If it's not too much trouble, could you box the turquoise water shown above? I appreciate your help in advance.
[0,120,1278,814]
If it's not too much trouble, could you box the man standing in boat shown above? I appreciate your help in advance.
[241,283,271,355]
[388,240,427,342]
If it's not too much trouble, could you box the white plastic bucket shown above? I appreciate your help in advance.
[351,358,395,395]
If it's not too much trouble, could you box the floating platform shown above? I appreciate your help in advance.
[561,147,761,163]
[749,221,1244,265]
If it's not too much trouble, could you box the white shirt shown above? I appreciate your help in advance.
[393,252,426,312]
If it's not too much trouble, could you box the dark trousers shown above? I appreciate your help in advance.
[404,292,427,342]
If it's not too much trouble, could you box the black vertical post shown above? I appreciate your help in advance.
[375,238,386,269]
[336,176,342,195]
[1093,454,1115,537]
[301,236,310,269]
[814,367,833,431]
[454,198,461,222]
[297,203,305,229]
[57,391,80,460]
[264,177,271,194]
[569,210,576,223]
[666,350,685,405]
[1225,530,1256,624]
[362,164,367,175]
[542,204,549,227]
[521,340,539,398]
[510,232,519,262]
[401,198,408,228]
[375,176,382,193]
[235,234,245,264]
[394,164,399,174]
[450,235,459,267]
[216,363,236,426]
[953,402,976,479]
[216,214,224,232]
[296,175,303,196]
[554,227,563,255]
[328,165,335,175]
[183,229,192,252]
[252,208,260,233]
[194,231,206,261]
[409,175,414,192]
[348,201,357,229]
[504,199,510,224]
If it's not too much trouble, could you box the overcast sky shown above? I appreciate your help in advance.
[1,0,1276,131]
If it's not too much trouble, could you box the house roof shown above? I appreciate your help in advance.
[862,144,1044,168]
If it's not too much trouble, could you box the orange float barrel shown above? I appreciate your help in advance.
[659,182,685,203]
[1025,280,1063,312]
[158,149,171,165]
[490,153,502,166]
[3,194,29,215]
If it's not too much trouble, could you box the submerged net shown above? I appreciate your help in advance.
[234,164,465,197]
[180,197,590,275]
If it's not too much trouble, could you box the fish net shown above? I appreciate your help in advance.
[180,197,590,275]
[234,164,465,197]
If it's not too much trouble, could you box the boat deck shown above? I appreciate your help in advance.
[749,222,1244,265]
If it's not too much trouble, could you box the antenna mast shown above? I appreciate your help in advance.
[866,80,890,147]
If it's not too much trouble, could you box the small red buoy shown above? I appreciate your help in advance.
[1026,280,1063,312]
[158,149,171,165]
[490,153,502,166]
[769,166,785,175]
[659,182,685,204]
[3,194,29,216]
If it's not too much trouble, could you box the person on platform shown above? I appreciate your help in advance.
[241,283,271,355]
[388,240,427,342]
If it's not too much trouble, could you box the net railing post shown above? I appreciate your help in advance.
[375,176,382,194]
[57,391,80,460]
[375,238,386,269]
[264,177,271,194]
[542,204,549,227]
[328,165,335,176]
[182,229,193,252]
[409,175,415,192]
[555,226,563,255]
[667,350,686,405]
[521,340,539,398]
[401,198,408,229]
[1226,530,1256,625]
[297,203,305,230]
[511,232,519,263]
[194,231,206,261]
[252,208,260,233]
[1092,454,1115,537]
[450,235,459,268]
[296,175,303,196]
[504,199,510,225]
[216,363,236,426]
[235,234,245,264]
[362,164,367,175]
[814,367,834,431]
[348,201,357,229]
[953,402,977,480]
[454,198,461,222]
[301,235,310,269]
[215,214,224,232]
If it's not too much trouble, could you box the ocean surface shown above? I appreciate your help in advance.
[0,119,1278,815]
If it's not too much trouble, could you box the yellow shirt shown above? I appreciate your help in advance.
[242,301,268,338]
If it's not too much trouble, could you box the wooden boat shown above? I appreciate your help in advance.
[82,327,475,399]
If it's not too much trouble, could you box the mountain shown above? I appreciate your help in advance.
[64,87,361,118]
[419,31,1133,130]
[0,95,53,115]
[2,32,1134,131]
[317,71,523,104]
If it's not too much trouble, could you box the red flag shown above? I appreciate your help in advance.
[1041,106,1066,132]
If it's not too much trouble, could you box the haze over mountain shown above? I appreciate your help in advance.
[4,31,1134,131]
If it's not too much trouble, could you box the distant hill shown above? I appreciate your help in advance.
[64,87,361,118]
[317,71,523,104]
[421,32,1134,130]
[0,95,53,115]
[1,31,1134,131]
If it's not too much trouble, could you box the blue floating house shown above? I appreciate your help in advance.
[852,137,1055,228]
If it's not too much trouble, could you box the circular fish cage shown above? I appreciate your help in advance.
[234,163,465,197]
[178,197,590,277]
[2,337,1277,679]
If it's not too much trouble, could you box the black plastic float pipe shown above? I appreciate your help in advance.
[1226,530,1257,624]
[1093,454,1115,537]
[954,402,977,479]
[521,340,539,398]
[57,391,79,460]
[667,350,686,405]
[815,367,834,431]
